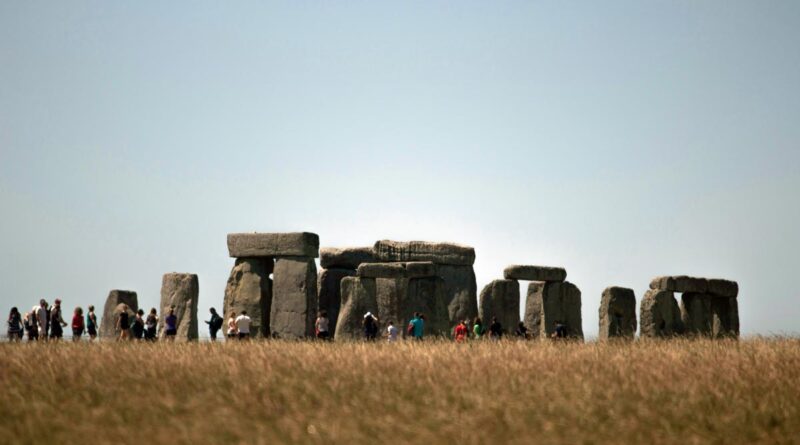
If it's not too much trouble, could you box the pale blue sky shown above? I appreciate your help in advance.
[1,1,798,337]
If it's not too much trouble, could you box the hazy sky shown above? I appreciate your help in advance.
[1,1,798,338]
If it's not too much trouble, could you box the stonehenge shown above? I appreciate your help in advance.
[158,273,199,341]
[641,276,739,339]
[479,279,520,333]
[316,247,375,338]
[99,290,138,338]
[525,280,583,339]
[598,287,637,341]
[225,232,319,339]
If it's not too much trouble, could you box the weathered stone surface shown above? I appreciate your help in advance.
[405,262,437,278]
[335,276,378,340]
[598,287,637,341]
[357,262,407,279]
[680,292,712,336]
[711,297,739,338]
[100,290,138,338]
[320,247,376,269]
[707,279,739,298]
[271,257,317,339]
[437,264,478,326]
[158,273,199,341]
[317,268,357,339]
[479,279,520,334]
[223,258,272,338]
[373,240,475,266]
[639,289,684,338]
[503,265,567,282]
[227,232,319,258]
[649,276,708,293]
[375,277,407,335]
[406,277,450,337]
[524,281,583,339]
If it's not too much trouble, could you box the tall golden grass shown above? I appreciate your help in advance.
[1,338,799,444]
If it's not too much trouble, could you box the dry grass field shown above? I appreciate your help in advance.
[1,338,799,444]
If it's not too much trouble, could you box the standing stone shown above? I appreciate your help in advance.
[317,268,357,339]
[158,273,199,341]
[524,281,583,339]
[335,276,378,340]
[227,232,319,258]
[373,240,475,266]
[639,289,683,338]
[223,258,273,338]
[479,279,520,334]
[437,264,478,326]
[374,277,408,335]
[271,257,317,339]
[680,293,712,337]
[503,265,567,282]
[320,247,376,269]
[711,297,739,338]
[598,287,637,341]
[406,276,450,337]
[100,290,138,339]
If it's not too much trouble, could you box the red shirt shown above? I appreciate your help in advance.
[72,314,84,330]
[454,324,468,342]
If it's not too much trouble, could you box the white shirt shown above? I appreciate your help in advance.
[316,317,329,333]
[235,315,251,334]
[387,325,399,342]
[37,306,48,329]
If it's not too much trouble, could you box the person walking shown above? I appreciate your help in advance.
[472,317,485,339]
[205,308,223,341]
[71,307,85,342]
[409,312,425,341]
[164,307,178,341]
[363,312,379,341]
[514,322,528,339]
[226,311,237,339]
[116,305,131,341]
[86,305,98,341]
[489,317,503,340]
[315,310,330,340]
[7,307,23,341]
[132,309,145,340]
[454,320,469,343]
[26,307,39,341]
[36,300,49,340]
[145,308,158,341]
[49,299,67,341]
[386,320,399,343]
[234,311,251,340]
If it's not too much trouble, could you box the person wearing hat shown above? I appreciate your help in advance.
[362,312,379,341]
[49,298,67,340]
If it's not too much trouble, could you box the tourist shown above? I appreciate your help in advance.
[164,307,178,341]
[514,322,528,339]
[71,307,84,342]
[472,317,485,339]
[409,312,424,341]
[488,317,502,340]
[7,307,23,341]
[132,309,145,340]
[86,305,98,341]
[37,299,49,340]
[26,306,39,341]
[144,308,158,341]
[552,321,568,339]
[116,305,130,341]
[234,310,251,340]
[205,308,223,341]
[386,320,399,343]
[315,310,330,340]
[363,312,379,341]
[49,299,67,341]
[226,311,237,339]
[454,320,469,343]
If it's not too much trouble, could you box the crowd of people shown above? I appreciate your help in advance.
[7,300,570,342]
